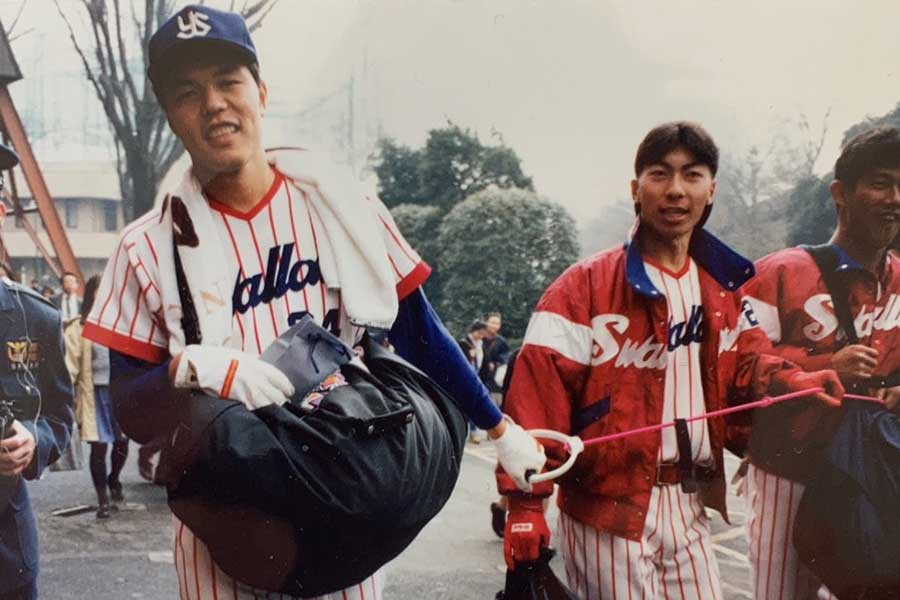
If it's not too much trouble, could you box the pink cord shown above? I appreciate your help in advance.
[579,386,864,448]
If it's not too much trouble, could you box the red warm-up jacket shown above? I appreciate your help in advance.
[498,227,805,541]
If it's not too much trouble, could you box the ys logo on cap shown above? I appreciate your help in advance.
[177,10,211,40]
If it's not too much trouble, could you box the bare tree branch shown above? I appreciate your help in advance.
[4,0,28,39]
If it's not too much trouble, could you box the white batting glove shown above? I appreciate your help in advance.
[493,418,547,493]
[173,345,295,411]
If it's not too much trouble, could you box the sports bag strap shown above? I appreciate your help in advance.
[173,237,203,346]
[802,244,859,345]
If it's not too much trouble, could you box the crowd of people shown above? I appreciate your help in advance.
[0,4,899,600]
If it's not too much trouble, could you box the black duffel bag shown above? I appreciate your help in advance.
[162,319,468,597]
[793,400,900,598]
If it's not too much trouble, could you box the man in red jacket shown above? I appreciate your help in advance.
[742,126,900,599]
[499,122,844,599]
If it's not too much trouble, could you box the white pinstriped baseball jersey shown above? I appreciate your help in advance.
[559,483,722,600]
[643,258,713,465]
[85,169,429,600]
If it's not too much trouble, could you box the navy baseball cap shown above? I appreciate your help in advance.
[148,4,257,88]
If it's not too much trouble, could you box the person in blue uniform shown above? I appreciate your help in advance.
[0,143,74,600]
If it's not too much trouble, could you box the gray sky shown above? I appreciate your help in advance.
[5,0,900,225]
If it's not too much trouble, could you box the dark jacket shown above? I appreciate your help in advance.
[0,282,74,593]
[479,334,510,392]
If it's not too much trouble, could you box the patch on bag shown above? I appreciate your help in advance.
[510,523,534,533]
[7,339,41,371]
[300,371,349,412]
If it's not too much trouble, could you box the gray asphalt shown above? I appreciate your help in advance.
[27,442,753,599]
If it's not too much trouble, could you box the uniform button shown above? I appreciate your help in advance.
[714,311,721,317]
[875,340,881,345]
[719,291,726,298]
[656,377,663,383]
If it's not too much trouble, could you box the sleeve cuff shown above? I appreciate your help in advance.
[83,322,168,364]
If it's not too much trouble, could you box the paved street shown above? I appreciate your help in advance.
[28,442,753,599]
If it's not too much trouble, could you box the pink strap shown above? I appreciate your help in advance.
[579,387,884,448]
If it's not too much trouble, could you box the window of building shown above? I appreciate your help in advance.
[64,199,78,229]
[104,201,118,231]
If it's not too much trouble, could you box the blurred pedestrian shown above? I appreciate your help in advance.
[40,286,54,303]
[459,320,490,443]
[458,319,489,370]
[56,272,81,322]
[479,312,510,395]
[64,275,129,519]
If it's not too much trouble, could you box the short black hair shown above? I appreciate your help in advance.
[468,320,489,333]
[834,127,900,191]
[151,41,261,106]
[634,121,719,177]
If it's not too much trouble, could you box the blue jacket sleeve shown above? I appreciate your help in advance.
[109,351,185,444]
[389,288,503,430]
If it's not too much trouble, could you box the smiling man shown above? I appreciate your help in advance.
[742,126,900,600]
[498,122,844,599]
[82,5,544,600]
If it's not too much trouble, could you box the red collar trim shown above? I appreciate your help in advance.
[207,170,285,220]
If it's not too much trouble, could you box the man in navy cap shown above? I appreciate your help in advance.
[0,142,75,600]
[84,5,546,600]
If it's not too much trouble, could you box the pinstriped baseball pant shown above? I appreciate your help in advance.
[744,463,834,600]
[558,484,722,600]
[173,516,384,600]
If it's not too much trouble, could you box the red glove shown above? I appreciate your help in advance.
[787,369,844,407]
[504,495,550,570]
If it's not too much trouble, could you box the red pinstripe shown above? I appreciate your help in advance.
[193,534,202,600]
[376,213,418,264]
[300,188,328,320]
[284,184,312,316]
[175,524,188,600]
[110,265,133,332]
[754,467,768,595]
[673,486,703,598]
[128,284,146,338]
[96,240,125,324]
[688,495,719,600]
[778,482,795,600]
[664,486,688,600]
[144,231,159,266]
[585,532,604,597]
[178,522,191,600]
[210,554,219,600]
[581,520,589,598]
[267,202,292,317]
[246,219,281,338]
[220,213,263,354]
[764,476,781,600]
[609,529,616,600]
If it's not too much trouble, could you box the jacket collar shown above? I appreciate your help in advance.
[624,220,755,299]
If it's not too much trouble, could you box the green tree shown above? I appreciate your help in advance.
[389,203,444,303]
[437,188,579,338]
[372,123,533,211]
[786,175,834,246]
[373,138,421,208]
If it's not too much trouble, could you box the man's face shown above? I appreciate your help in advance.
[62,274,78,294]
[163,59,268,183]
[486,316,502,335]
[631,148,716,242]
[833,166,900,250]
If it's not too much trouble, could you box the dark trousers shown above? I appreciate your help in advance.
[0,579,37,600]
